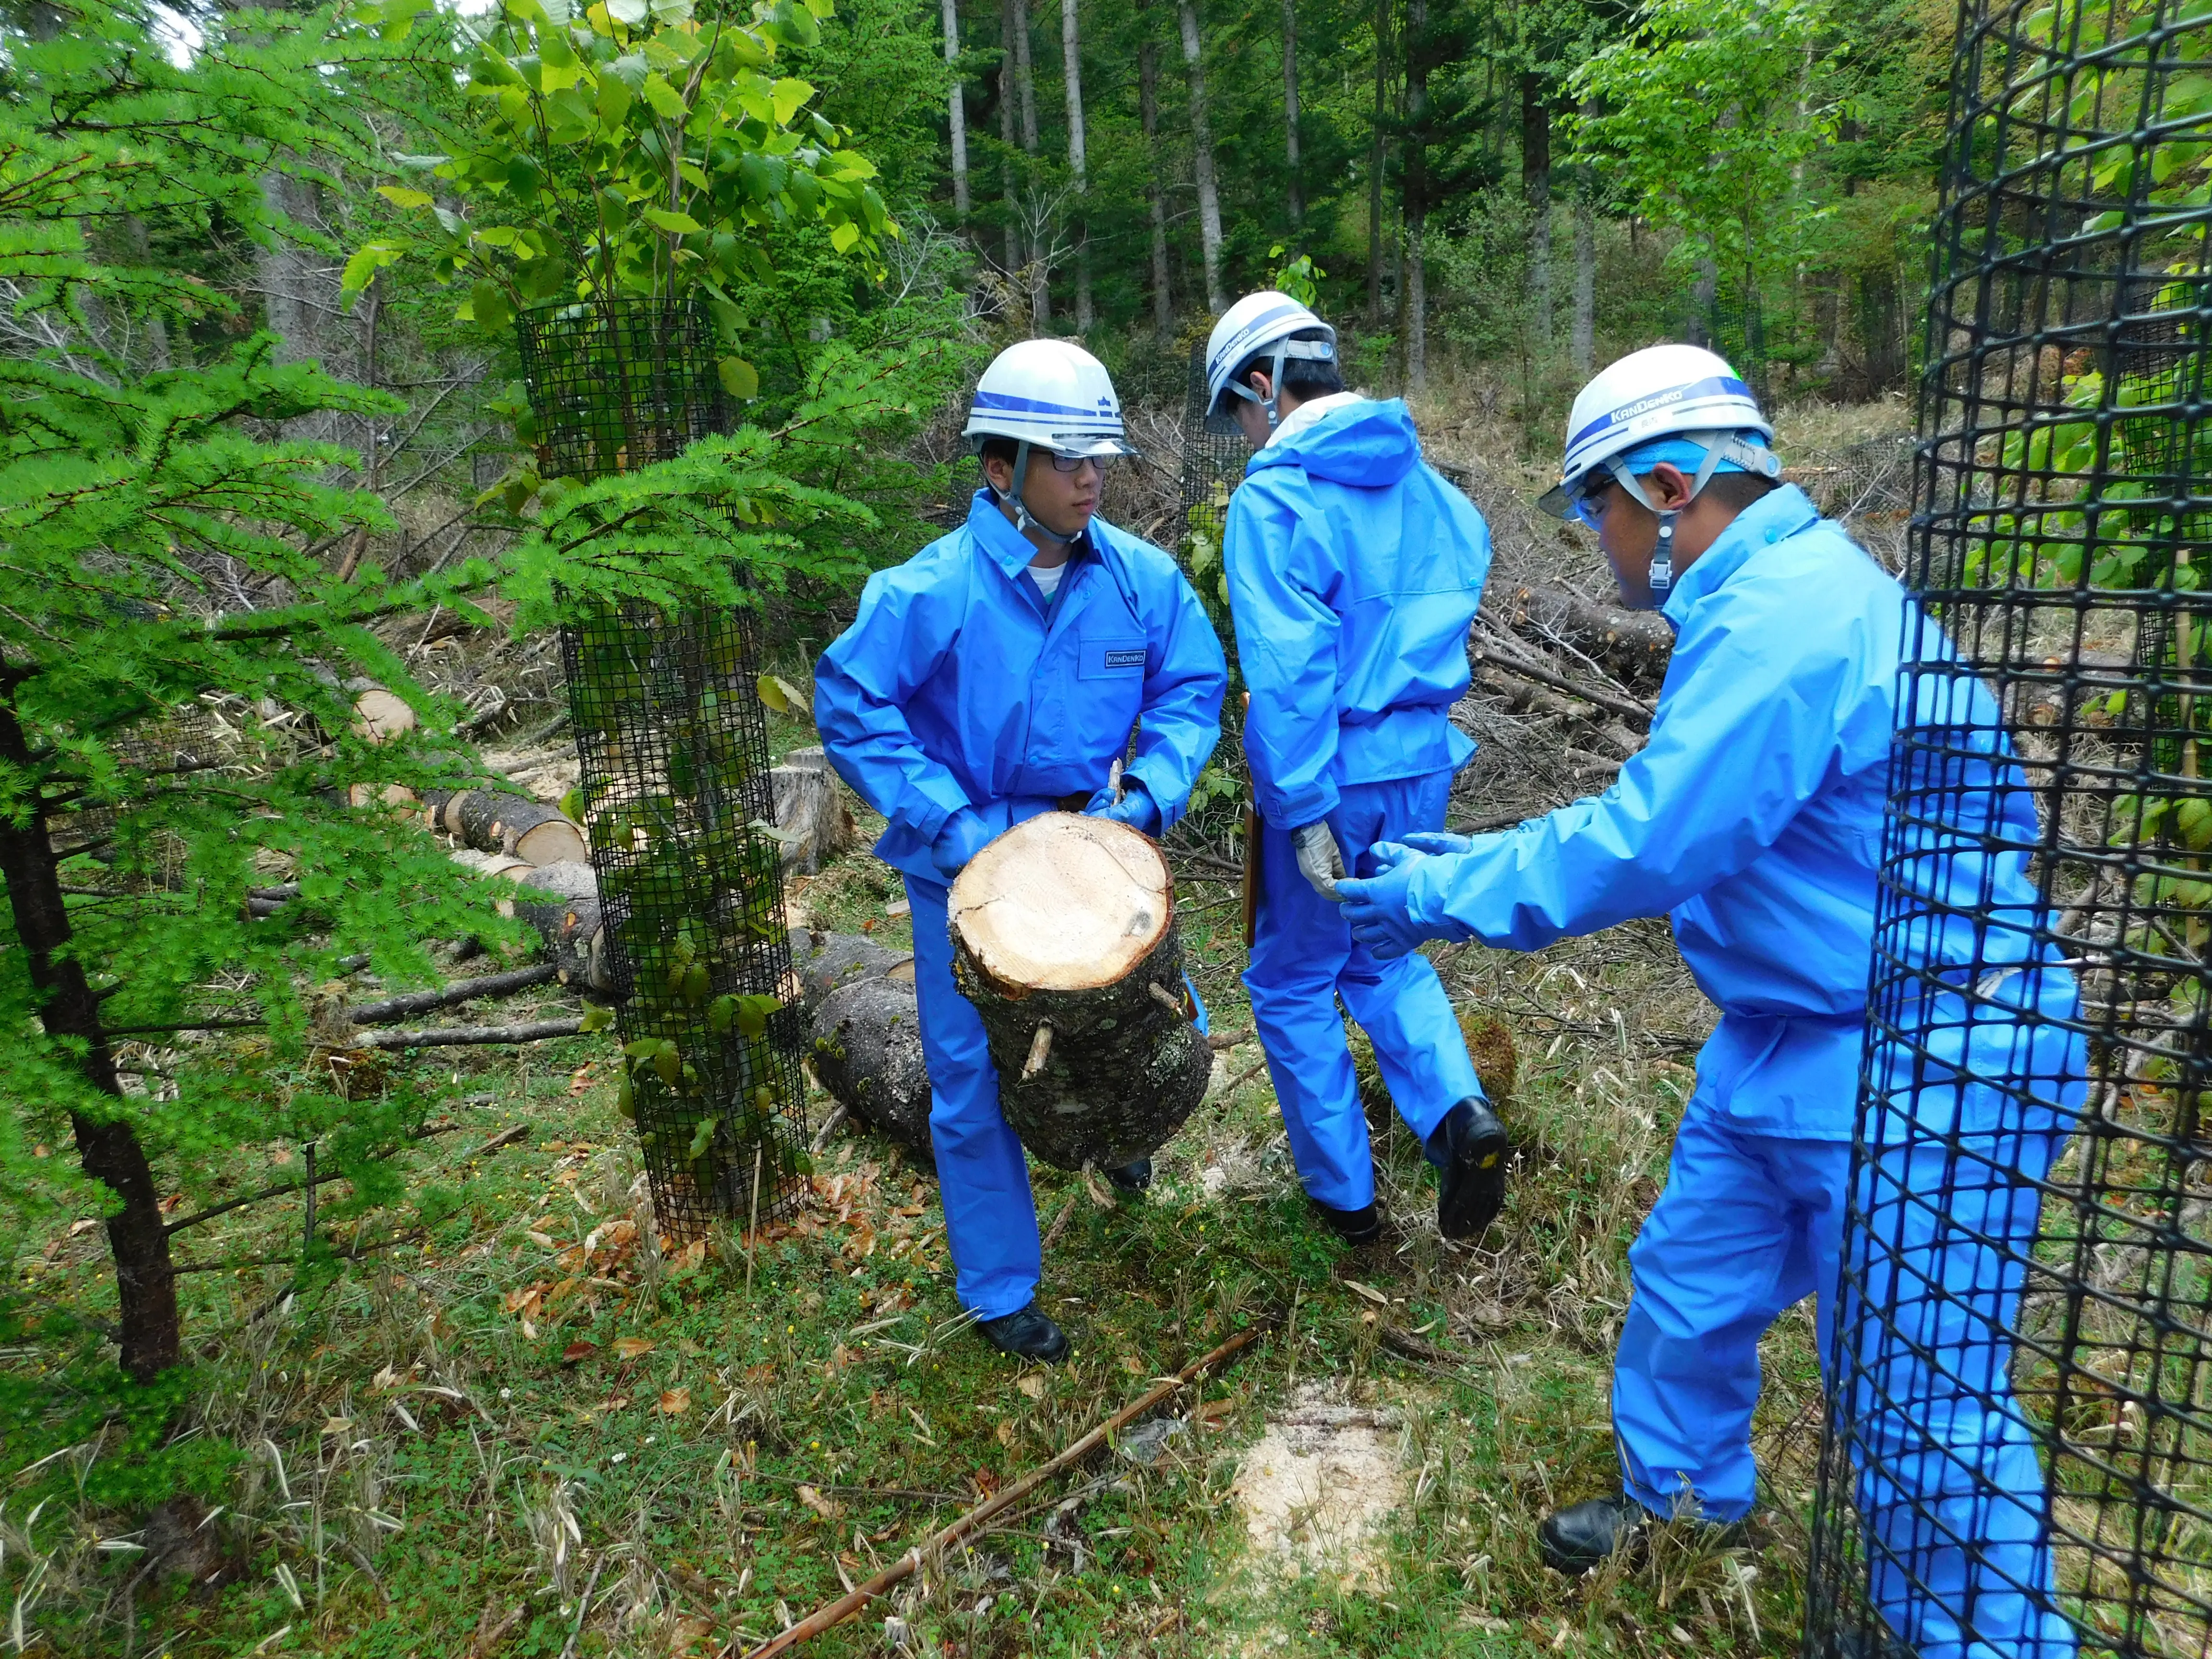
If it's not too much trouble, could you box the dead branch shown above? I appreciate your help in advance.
[348,962,559,1026]
[730,1324,1265,1659]
[354,1017,582,1050]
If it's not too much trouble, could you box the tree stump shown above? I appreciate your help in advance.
[810,975,934,1166]
[949,813,1208,1170]
[771,747,856,873]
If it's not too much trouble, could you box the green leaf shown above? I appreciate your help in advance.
[338,239,406,300]
[641,72,686,119]
[770,77,815,126]
[375,184,434,209]
[469,280,513,333]
[755,672,807,713]
[644,208,702,233]
[717,355,759,397]
[686,1117,717,1159]
[579,1002,613,1033]
[607,0,649,21]
[829,220,860,254]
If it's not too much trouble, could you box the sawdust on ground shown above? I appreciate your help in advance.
[1229,1383,1407,1588]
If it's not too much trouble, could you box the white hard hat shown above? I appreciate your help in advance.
[962,339,1136,458]
[1539,343,1775,518]
[1203,291,1337,434]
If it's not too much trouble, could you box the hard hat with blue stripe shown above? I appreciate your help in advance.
[1542,344,1780,600]
[962,339,1137,458]
[1204,291,1338,434]
[1539,344,1776,519]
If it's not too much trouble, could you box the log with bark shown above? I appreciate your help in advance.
[496,859,615,996]
[770,747,856,874]
[424,786,588,867]
[949,813,1209,1170]
[1497,583,1674,689]
[790,926,914,1018]
[809,974,934,1166]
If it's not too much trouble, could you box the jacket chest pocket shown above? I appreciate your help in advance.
[1080,636,1149,679]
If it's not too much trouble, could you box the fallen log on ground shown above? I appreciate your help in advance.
[348,962,560,1026]
[1498,583,1673,688]
[790,927,913,1018]
[730,1324,1264,1659]
[809,973,933,1166]
[424,786,588,866]
[495,858,615,996]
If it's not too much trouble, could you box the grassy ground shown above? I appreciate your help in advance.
[1,394,1919,1657]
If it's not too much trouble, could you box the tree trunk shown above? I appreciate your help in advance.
[1011,0,1047,328]
[942,0,971,219]
[1061,0,1093,331]
[1137,11,1173,335]
[1177,0,1226,315]
[1521,72,1552,349]
[1690,254,1718,347]
[0,688,180,1379]
[998,0,1021,276]
[791,928,915,1020]
[948,815,1209,1169]
[1572,176,1595,375]
[1403,0,1427,391]
[1281,0,1303,228]
[1367,0,1390,327]
[769,747,856,875]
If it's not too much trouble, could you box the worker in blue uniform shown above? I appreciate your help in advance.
[814,340,1227,1365]
[1202,292,1505,1246]
[1334,344,2083,1659]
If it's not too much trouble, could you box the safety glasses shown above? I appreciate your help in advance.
[1568,477,1616,530]
[1044,450,1115,474]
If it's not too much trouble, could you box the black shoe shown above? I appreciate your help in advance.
[976,1303,1070,1364]
[1308,1196,1382,1245]
[1106,1158,1152,1193]
[1538,1495,1648,1575]
[1430,1097,1510,1240]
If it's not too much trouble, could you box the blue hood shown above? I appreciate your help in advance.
[1248,398,1420,488]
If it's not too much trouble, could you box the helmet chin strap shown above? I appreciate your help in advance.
[1602,431,1767,599]
[1003,440,1080,547]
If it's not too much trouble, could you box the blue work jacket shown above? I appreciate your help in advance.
[1393,484,2064,1139]
[1226,398,1491,831]
[814,491,1228,882]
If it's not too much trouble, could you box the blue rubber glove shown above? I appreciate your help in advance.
[930,806,996,879]
[1083,780,1159,834]
[1334,841,1435,962]
[1399,830,1475,856]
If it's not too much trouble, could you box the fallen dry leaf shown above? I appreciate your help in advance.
[1342,1279,1391,1307]
[1015,1374,1046,1400]
[527,1230,557,1249]
[614,1336,655,1359]
[658,1387,691,1416]
[796,1484,842,1521]
[1196,1397,1235,1424]
[371,1364,401,1390]
[561,1341,599,1366]
[322,1417,353,1437]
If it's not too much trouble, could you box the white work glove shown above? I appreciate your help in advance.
[1290,820,1347,901]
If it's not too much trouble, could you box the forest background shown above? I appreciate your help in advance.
[0,0,1946,1649]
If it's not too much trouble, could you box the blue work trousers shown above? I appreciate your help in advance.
[1244,770,1482,1211]
[905,874,1042,1321]
[1616,1106,2074,1659]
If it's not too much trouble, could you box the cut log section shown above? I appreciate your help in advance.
[496,859,615,996]
[425,787,588,867]
[771,747,857,874]
[949,813,1209,1170]
[810,975,934,1167]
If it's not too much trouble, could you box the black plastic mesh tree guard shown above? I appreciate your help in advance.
[515,300,734,483]
[519,297,809,1238]
[1804,4,2212,1655]
[559,606,810,1238]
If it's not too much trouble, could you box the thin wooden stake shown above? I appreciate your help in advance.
[743,1143,764,1299]
[726,1324,1265,1659]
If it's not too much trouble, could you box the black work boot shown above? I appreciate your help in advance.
[1308,1195,1382,1245]
[1428,1096,1510,1240]
[1538,1496,1648,1575]
[1106,1158,1153,1193]
[976,1303,1070,1364]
